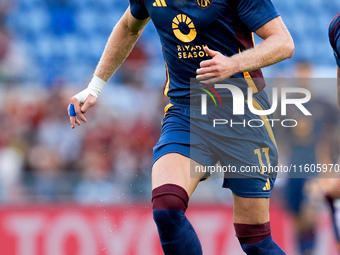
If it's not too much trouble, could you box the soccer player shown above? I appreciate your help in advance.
[68,1,294,254]
[325,11,340,252]
[283,61,339,254]
[330,12,340,109]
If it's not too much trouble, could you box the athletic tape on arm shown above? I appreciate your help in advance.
[74,76,106,103]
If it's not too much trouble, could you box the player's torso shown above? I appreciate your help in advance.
[145,0,234,45]
[144,0,253,97]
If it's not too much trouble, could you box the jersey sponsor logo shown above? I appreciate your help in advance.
[177,44,208,59]
[196,0,212,8]
[172,14,197,43]
[172,14,208,59]
[152,0,167,7]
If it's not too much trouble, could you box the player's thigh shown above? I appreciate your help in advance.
[233,193,270,224]
[152,153,204,198]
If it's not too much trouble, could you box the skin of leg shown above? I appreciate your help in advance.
[152,153,205,198]
[154,153,270,225]
[233,194,270,225]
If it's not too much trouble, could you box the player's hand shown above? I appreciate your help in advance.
[196,47,239,84]
[68,93,97,129]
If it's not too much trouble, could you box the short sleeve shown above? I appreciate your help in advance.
[129,0,149,20]
[329,13,340,67]
[236,0,280,32]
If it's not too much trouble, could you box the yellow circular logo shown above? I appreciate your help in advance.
[196,0,212,8]
[172,14,197,43]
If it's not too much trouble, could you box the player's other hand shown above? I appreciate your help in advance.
[68,93,97,129]
[196,47,239,84]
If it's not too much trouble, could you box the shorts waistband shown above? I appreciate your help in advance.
[170,97,191,105]
[170,97,216,106]
[170,90,264,106]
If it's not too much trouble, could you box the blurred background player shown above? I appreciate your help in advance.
[280,61,339,255]
[325,12,340,253]
[67,0,294,254]
[329,12,340,109]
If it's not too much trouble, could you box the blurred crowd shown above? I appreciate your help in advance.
[0,62,165,204]
[0,0,167,203]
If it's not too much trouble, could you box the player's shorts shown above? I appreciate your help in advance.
[153,90,278,198]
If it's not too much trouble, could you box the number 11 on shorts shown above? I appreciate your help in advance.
[254,147,271,174]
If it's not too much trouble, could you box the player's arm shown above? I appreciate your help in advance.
[68,7,150,128]
[196,16,294,84]
[93,7,149,82]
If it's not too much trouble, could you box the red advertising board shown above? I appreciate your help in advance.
[0,204,336,255]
